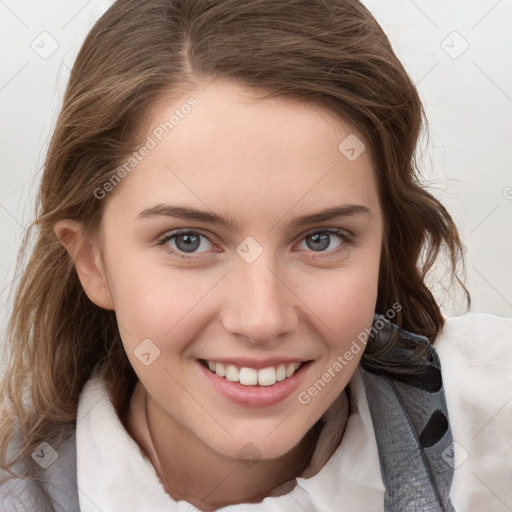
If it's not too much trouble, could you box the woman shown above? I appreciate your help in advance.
[1,0,510,510]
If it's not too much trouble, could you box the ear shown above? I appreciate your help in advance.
[53,219,115,310]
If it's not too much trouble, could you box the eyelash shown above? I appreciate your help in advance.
[156,228,352,261]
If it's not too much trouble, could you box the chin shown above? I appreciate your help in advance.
[210,426,307,463]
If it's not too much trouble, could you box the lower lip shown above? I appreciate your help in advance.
[197,360,312,407]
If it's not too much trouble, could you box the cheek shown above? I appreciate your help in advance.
[107,256,223,348]
[322,278,377,359]
[296,253,379,331]
[292,250,380,399]
[294,265,378,411]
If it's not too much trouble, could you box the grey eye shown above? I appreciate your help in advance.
[298,230,345,253]
[163,231,214,254]
[305,232,331,251]
[174,233,201,252]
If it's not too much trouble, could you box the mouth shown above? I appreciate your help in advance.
[197,358,313,407]
[199,359,308,386]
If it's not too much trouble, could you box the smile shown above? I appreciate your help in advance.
[197,358,313,407]
[201,359,303,386]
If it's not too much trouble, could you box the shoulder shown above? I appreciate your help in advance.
[435,312,512,389]
[436,311,511,370]
[437,311,511,351]
[0,427,79,512]
[434,312,512,511]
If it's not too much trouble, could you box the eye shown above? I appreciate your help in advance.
[157,230,215,259]
[296,229,350,257]
[157,228,351,261]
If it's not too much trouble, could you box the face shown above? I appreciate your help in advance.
[91,79,383,461]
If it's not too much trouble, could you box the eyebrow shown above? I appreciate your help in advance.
[137,204,370,230]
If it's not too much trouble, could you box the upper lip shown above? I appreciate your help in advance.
[199,357,311,369]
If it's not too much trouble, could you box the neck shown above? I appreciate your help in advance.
[125,381,340,511]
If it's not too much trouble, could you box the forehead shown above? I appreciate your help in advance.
[105,79,380,224]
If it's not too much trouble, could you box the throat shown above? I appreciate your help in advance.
[124,380,339,510]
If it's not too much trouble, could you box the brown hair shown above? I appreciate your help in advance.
[0,0,469,487]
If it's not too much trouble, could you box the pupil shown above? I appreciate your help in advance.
[307,232,329,251]
[176,233,200,253]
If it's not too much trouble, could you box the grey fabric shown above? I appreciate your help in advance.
[0,428,79,512]
[361,314,455,511]
[0,315,455,511]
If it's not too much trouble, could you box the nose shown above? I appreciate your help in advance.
[221,254,298,345]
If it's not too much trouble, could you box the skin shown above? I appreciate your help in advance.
[54,79,384,510]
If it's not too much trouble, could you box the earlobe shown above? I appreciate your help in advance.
[53,219,115,310]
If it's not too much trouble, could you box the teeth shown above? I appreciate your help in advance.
[239,367,258,385]
[225,364,239,382]
[206,361,302,386]
[276,364,287,382]
[258,367,276,386]
[216,362,226,377]
[286,363,297,378]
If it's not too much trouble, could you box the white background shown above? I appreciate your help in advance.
[1,0,511,348]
